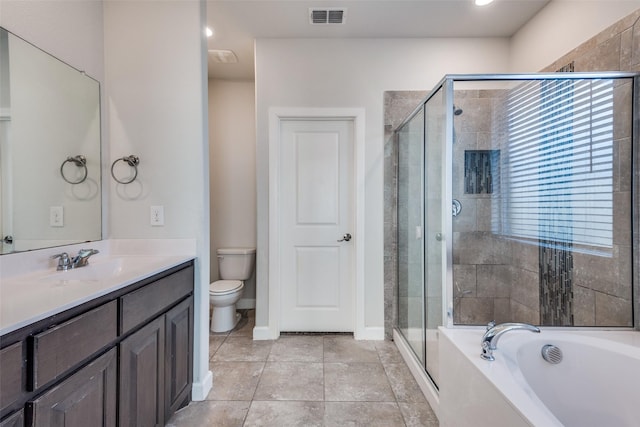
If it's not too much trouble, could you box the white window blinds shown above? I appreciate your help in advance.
[503,79,614,248]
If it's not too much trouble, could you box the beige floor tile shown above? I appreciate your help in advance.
[166,401,249,427]
[325,362,395,402]
[209,334,227,359]
[254,362,324,401]
[375,340,406,365]
[207,361,264,400]
[200,333,440,426]
[213,336,274,362]
[243,401,324,427]
[398,401,440,426]
[268,335,324,362]
[229,314,255,337]
[324,401,405,427]
[384,362,428,404]
[323,335,379,363]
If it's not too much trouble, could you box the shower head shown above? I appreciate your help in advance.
[453,105,463,116]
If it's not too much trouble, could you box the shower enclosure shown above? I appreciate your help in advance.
[395,73,638,389]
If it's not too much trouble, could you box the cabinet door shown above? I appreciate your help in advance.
[0,341,25,415]
[119,316,165,427]
[165,297,193,420]
[29,348,117,427]
[0,409,24,427]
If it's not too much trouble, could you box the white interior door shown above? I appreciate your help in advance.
[279,119,355,332]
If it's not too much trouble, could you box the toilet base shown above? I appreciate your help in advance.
[210,304,241,333]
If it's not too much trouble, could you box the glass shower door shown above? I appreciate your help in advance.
[423,88,445,386]
[397,106,426,365]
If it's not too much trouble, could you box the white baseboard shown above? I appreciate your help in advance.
[355,326,384,340]
[191,370,212,401]
[237,298,256,309]
[393,329,440,420]
[253,325,278,340]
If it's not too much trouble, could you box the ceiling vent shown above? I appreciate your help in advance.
[309,8,346,25]
[208,49,238,64]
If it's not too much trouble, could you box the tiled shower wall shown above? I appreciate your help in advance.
[540,10,640,327]
[384,9,640,338]
[451,88,542,326]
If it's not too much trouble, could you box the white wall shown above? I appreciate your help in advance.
[208,79,257,304]
[104,0,211,399]
[0,0,104,81]
[510,0,640,72]
[254,38,511,331]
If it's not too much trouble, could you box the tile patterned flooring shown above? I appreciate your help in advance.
[167,311,439,427]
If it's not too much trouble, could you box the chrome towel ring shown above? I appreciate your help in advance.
[60,155,88,184]
[111,155,140,184]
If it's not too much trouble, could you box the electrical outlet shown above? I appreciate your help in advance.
[150,205,164,226]
[50,206,64,227]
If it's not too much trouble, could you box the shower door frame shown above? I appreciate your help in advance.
[438,72,640,330]
[394,71,640,372]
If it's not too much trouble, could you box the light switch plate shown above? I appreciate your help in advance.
[50,206,64,227]
[150,205,164,226]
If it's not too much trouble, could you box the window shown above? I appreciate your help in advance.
[503,79,614,249]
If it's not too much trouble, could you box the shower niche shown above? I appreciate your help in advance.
[393,73,638,389]
[463,150,499,195]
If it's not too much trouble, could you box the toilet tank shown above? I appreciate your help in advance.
[217,247,256,280]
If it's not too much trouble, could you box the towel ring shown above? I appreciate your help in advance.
[60,155,88,184]
[111,155,140,184]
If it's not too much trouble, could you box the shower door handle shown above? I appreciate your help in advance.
[337,233,352,242]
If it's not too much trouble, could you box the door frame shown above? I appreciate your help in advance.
[267,107,366,339]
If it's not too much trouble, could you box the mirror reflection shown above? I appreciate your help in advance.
[0,27,101,254]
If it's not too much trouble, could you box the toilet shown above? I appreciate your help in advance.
[209,247,256,333]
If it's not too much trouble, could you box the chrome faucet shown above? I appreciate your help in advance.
[71,249,99,268]
[52,252,72,271]
[481,321,540,361]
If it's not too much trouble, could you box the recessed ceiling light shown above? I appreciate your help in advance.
[208,49,238,64]
[205,27,214,38]
[475,0,494,5]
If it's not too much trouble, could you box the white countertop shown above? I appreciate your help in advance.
[0,239,196,336]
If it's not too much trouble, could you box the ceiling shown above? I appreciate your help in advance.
[206,0,551,80]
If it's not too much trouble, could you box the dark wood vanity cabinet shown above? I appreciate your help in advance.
[0,342,25,417]
[119,316,166,427]
[0,409,23,427]
[164,297,193,420]
[29,348,117,427]
[0,261,194,427]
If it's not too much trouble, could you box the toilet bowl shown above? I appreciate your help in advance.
[209,247,256,333]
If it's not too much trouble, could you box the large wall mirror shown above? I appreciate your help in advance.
[0,27,101,254]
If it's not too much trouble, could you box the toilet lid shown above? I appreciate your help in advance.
[210,280,243,295]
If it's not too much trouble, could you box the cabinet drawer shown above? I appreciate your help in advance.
[120,266,193,334]
[31,300,117,390]
[0,342,24,413]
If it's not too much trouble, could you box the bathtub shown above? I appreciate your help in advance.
[438,327,640,427]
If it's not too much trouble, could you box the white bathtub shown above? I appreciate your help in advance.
[439,328,640,427]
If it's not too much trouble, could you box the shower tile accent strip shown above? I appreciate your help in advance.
[539,240,574,326]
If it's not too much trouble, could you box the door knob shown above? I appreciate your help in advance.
[337,233,352,242]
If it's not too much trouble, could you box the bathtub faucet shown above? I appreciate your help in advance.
[481,321,540,361]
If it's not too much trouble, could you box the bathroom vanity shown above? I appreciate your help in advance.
[0,257,195,427]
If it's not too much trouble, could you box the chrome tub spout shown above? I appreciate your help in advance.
[481,322,540,361]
